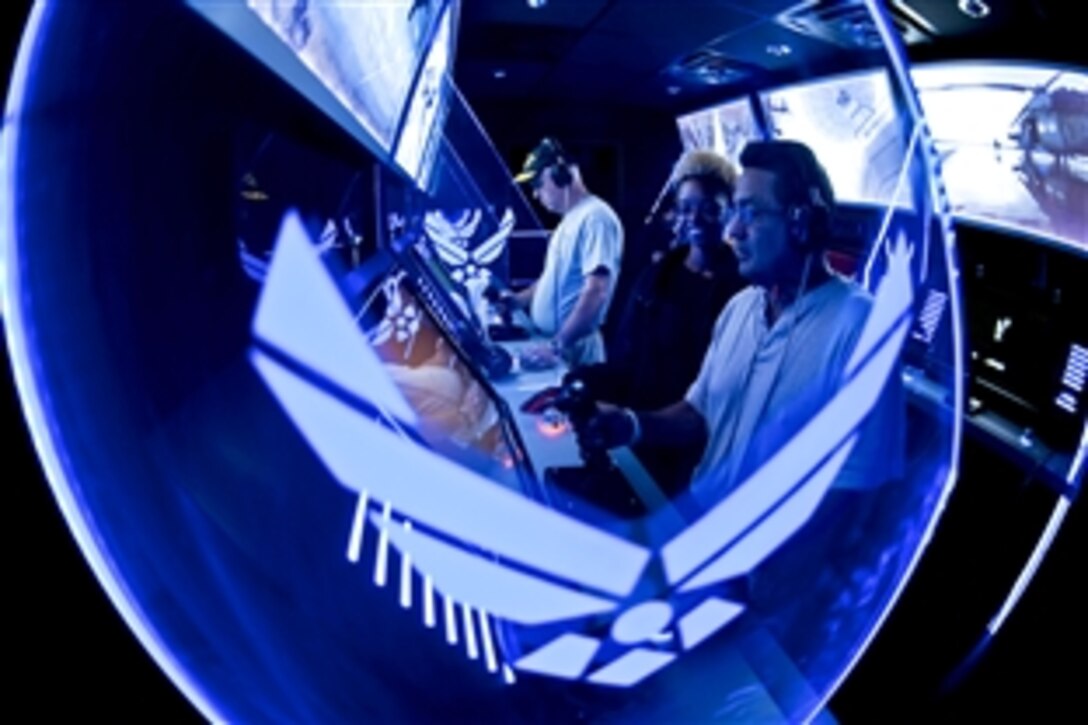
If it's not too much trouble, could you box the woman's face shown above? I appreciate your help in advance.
[672,178,728,250]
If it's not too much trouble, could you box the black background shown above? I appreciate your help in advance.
[3,2,1083,721]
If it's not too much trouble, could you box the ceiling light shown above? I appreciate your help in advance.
[527,0,547,9]
[765,43,792,58]
[957,0,991,19]
[493,69,507,79]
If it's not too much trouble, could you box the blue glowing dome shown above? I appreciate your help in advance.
[3,1,962,720]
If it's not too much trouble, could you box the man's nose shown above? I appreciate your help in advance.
[724,214,744,238]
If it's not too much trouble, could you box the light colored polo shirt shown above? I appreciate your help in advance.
[686,275,900,507]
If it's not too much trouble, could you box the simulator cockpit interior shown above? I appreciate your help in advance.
[2,1,1083,721]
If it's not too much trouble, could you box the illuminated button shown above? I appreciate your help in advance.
[536,414,569,438]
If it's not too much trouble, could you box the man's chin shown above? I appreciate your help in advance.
[738,264,767,285]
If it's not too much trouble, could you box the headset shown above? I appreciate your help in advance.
[786,192,832,252]
[739,140,833,253]
[541,137,573,188]
[785,178,832,252]
[787,205,814,250]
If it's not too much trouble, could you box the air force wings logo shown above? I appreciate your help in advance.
[424,207,514,284]
[249,211,913,687]
[369,271,421,347]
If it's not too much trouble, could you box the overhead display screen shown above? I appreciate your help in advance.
[675,96,762,169]
[247,0,440,152]
[393,1,454,190]
[684,63,1087,255]
[913,62,1088,254]
[759,70,912,208]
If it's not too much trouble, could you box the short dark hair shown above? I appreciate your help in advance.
[739,140,835,212]
[739,140,837,249]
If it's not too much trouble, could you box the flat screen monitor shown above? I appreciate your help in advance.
[675,95,763,169]
[377,166,496,369]
[244,0,442,154]
[758,69,912,208]
[393,1,455,191]
[399,232,485,345]
[352,253,530,493]
[913,61,1088,255]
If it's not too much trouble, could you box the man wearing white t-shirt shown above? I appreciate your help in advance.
[503,138,624,367]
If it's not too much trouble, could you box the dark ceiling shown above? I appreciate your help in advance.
[454,0,1083,113]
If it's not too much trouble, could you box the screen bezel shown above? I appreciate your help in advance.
[379,227,544,499]
[390,0,458,190]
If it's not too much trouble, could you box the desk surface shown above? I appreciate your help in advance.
[489,335,687,536]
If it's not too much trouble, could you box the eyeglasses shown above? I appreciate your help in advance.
[729,203,788,227]
[670,200,728,224]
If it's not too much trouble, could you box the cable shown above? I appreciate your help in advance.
[706,251,817,497]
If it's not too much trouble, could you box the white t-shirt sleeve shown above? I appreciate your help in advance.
[576,207,623,278]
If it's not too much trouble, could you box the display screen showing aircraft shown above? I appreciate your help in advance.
[915,63,1088,251]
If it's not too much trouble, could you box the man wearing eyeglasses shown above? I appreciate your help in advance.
[575,139,904,509]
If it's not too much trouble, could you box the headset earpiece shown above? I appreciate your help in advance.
[538,137,572,188]
[551,157,572,188]
[787,183,831,251]
[787,205,812,250]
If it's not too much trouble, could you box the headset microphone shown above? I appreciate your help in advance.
[643,175,673,225]
[643,153,688,225]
